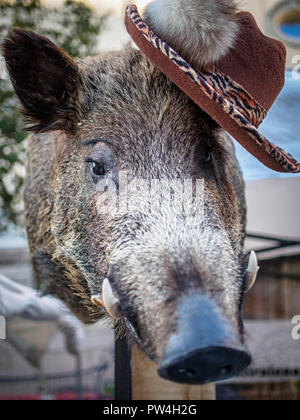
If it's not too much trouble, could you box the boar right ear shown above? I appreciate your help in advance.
[2,29,82,133]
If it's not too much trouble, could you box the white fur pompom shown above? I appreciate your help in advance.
[143,0,238,68]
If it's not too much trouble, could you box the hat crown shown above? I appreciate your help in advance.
[217,12,286,114]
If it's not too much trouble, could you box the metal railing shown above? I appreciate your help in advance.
[0,362,110,400]
[246,232,300,255]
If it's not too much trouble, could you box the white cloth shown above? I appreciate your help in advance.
[0,273,63,320]
[0,274,84,355]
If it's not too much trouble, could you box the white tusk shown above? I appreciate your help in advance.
[91,295,103,308]
[246,251,260,292]
[102,278,122,319]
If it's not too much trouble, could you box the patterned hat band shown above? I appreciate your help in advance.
[128,5,267,129]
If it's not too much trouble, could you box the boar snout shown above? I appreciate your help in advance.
[158,294,251,385]
[106,225,252,384]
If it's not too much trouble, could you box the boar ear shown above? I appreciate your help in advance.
[144,0,238,68]
[2,29,82,133]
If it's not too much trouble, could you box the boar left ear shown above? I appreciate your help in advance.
[2,29,82,133]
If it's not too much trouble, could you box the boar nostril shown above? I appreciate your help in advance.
[220,365,233,376]
[177,368,197,378]
[159,347,251,385]
[176,364,233,381]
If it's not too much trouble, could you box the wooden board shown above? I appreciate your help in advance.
[131,346,216,401]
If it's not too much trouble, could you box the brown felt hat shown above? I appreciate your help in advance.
[125,4,300,173]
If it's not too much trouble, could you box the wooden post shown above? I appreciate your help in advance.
[115,337,132,400]
[115,339,216,401]
[131,345,216,401]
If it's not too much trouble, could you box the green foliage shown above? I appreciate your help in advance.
[0,0,106,231]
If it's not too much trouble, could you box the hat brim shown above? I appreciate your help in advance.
[125,5,300,174]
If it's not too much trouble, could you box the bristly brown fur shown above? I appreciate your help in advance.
[3,30,247,363]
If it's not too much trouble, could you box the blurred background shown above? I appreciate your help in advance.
[0,0,299,400]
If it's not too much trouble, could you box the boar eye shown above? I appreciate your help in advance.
[86,159,106,177]
[204,151,212,164]
[200,150,212,167]
[91,161,106,177]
